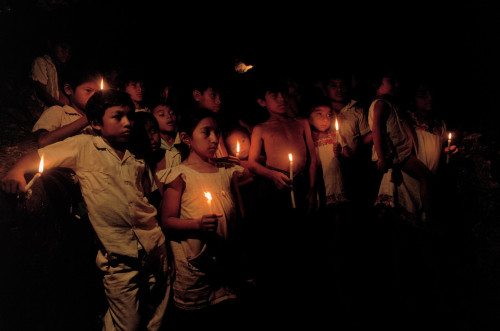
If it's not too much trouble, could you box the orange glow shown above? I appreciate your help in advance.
[335,118,339,131]
[204,192,212,201]
[100,77,104,90]
[448,132,452,140]
[236,141,240,154]
[39,154,44,173]
[288,153,293,162]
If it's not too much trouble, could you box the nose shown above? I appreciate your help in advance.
[215,96,221,105]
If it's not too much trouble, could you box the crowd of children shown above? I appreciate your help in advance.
[0,58,459,329]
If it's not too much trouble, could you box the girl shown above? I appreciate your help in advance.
[160,107,247,326]
[368,72,434,222]
[304,95,349,211]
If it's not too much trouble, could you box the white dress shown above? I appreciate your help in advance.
[163,164,244,310]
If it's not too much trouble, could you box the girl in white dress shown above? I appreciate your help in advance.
[160,107,246,324]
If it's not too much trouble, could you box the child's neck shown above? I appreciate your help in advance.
[183,152,217,172]
[330,100,346,114]
[68,101,85,115]
[160,131,177,146]
[267,112,288,121]
[102,137,128,160]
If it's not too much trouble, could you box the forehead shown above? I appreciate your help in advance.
[104,105,132,115]
[311,105,332,113]
[153,104,172,114]
[195,117,217,129]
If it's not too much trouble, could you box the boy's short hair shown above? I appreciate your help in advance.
[86,89,135,124]
[61,62,101,89]
[252,72,289,101]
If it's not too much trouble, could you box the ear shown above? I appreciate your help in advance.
[90,120,102,132]
[63,83,73,96]
[180,132,191,146]
[192,90,202,101]
[257,98,266,108]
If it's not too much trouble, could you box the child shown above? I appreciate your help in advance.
[1,89,170,330]
[32,64,101,148]
[368,71,433,221]
[30,34,72,109]
[160,107,247,326]
[247,74,317,214]
[117,68,150,112]
[130,111,166,207]
[302,93,348,212]
[151,100,182,175]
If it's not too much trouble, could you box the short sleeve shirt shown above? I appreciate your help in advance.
[31,55,59,100]
[32,105,92,134]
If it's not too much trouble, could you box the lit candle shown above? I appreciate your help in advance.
[236,140,240,158]
[446,132,452,164]
[25,154,44,191]
[204,191,213,214]
[288,153,296,209]
[100,77,104,90]
[335,117,340,143]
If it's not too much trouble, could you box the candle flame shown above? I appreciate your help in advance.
[236,141,240,153]
[100,78,104,90]
[335,118,339,131]
[39,154,44,173]
[204,192,212,201]
[288,153,293,162]
[448,132,452,140]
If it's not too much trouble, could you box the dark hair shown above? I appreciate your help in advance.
[61,62,101,90]
[130,111,160,160]
[177,107,218,160]
[252,72,289,101]
[298,87,331,118]
[115,68,146,90]
[85,89,135,123]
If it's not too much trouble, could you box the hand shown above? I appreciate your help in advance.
[377,157,390,173]
[198,213,220,232]
[333,143,342,158]
[271,171,291,190]
[444,145,458,155]
[211,156,241,168]
[0,171,27,194]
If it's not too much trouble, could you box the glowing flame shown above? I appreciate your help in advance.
[204,192,212,201]
[335,118,339,131]
[39,154,44,173]
[448,132,452,140]
[288,153,293,162]
[236,141,240,154]
[100,77,104,90]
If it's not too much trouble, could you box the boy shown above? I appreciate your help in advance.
[248,75,317,214]
[152,100,181,172]
[32,63,101,148]
[117,68,150,112]
[1,90,170,331]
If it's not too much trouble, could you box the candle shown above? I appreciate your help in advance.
[236,140,240,158]
[288,153,296,209]
[335,117,340,143]
[204,191,213,214]
[446,132,452,164]
[25,154,44,191]
[100,77,104,90]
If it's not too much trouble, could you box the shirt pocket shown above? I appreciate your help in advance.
[79,170,113,195]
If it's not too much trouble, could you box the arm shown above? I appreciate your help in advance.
[372,100,390,172]
[160,175,219,234]
[37,115,90,148]
[247,125,290,189]
[0,151,42,194]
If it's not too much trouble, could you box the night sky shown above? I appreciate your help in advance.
[1,0,499,131]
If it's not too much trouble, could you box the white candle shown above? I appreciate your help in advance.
[446,132,452,164]
[288,153,296,209]
[204,191,213,214]
[25,154,44,191]
[236,140,240,158]
[335,117,340,144]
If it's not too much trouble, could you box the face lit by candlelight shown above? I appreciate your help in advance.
[153,105,177,133]
[308,106,333,133]
[182,117,220,160]
[125,81,145,106]
[225,129,250,159]
[92,105,134,145]
[258,91,289,115]
[64,80,100,112]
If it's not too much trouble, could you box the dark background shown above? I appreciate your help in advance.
[1,0,500,132]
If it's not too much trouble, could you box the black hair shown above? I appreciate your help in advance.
[177,107,218,160]
[252,71,289,101]
[115,68,146,90]
[298,87,331,118]
[60,62,101,91]
[85,89,135,123]
[130,111,161,160]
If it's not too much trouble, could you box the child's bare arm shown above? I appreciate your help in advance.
[248,125,290,189]
[37,116,89,148]
[161,176,219,233]
[0,151,42,194]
